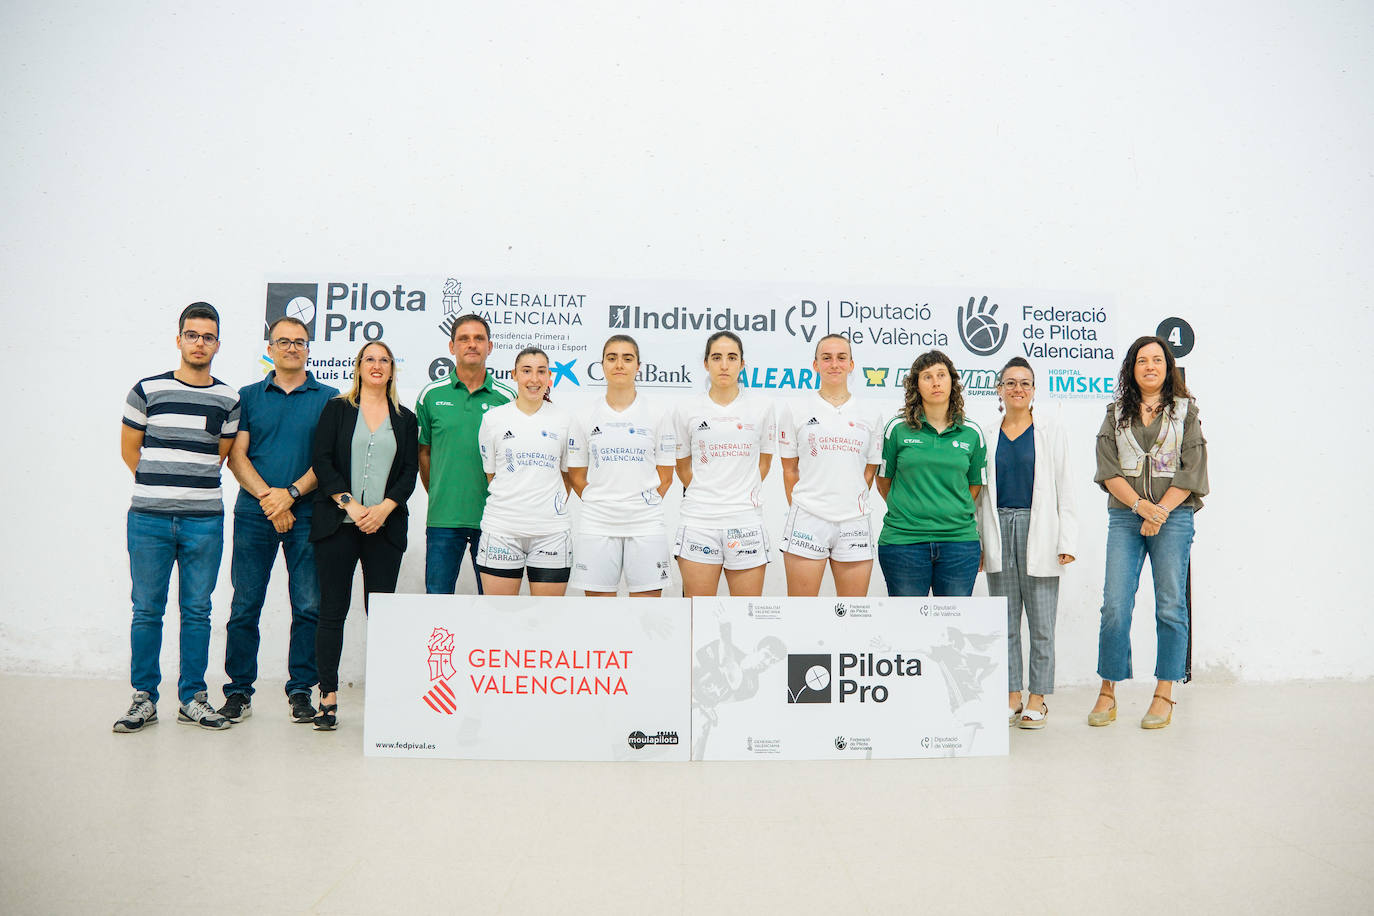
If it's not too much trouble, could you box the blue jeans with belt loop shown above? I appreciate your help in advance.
[986,507,1060,695]
[1097,506,1195,683]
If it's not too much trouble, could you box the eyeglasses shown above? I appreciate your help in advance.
[181,330,219,345]
[272,338,309,350]
[998,379,1034,390]
[361,355,392,366]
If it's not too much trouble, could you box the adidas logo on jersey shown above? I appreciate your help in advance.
[697,421,710,430]
[806,417,820,426]
[502,430,515,440]
[590,425,602,436]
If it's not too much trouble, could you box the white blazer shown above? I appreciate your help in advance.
[976,409,1078,578]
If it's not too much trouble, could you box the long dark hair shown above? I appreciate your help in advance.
[1115,335,1191,428]
[901,349,965,427]
[703,331,743,362]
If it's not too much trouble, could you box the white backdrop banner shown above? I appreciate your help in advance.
[363,595,691,761]
[690,597,1008,760]
[262,276,1118,410]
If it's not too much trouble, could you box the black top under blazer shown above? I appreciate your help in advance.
[310,397,419,551]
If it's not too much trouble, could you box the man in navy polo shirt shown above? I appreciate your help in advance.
[220,316,338,724]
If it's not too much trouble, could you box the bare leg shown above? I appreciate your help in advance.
[722,565,766,597]
[628,590,664,598]
[583,590,617,597]
[529,580,568,597]
[783,552,826,596]
[1092,679,1115,713]
[1009,690,1023,713]
[678,558,723,598]
[480,572,521,596]
[829,559,874,597]
[1148,680,1173,717]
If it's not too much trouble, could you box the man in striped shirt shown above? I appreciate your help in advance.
[114,303,241,733]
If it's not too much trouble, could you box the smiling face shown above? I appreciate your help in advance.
[449,318,493,369]
[997,365,1034,411]
[813,336,854,389]
[917,361,951,409]
[704,337,743,391]
[358,343,394,391]
[267,318,309,373]
[514,352,551,403]
[602,339,639,386]
[1133,342,1168,397]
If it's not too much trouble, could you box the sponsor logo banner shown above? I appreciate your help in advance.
[364,595,691,761]
[690,597,1008,760]
[264,276,1116,406]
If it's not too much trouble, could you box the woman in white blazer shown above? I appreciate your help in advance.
[977,357,1077,730]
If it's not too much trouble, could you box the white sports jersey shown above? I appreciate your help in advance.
[777,393,885,521]
[567,396,677,536]
[478,401,572,537]
[672,390,776,526]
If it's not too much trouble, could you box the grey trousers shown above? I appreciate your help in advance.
[986,507,1060,694]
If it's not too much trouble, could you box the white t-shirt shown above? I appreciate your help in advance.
[672,389,776,527]
[478,401,572,537]
[567,396,677,536]
[777,393,886,522]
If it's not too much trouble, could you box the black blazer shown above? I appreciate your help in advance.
[310,397,419,551]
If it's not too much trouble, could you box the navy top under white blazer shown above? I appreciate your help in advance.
[310,397,419,551]
[974,408,1078,578]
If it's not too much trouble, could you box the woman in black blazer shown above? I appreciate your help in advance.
[310,340,418,730]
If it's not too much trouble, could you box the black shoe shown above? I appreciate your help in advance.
[289,693,316,723]
[314,702,338,731]
[217,693,252,723]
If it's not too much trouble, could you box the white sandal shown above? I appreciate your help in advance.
[1018,703,1048,730]
[1008,705,1023,726]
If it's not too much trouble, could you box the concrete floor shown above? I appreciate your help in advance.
[2,675,1371,915]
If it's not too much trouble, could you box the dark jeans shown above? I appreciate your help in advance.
[223,511,320,699]
[425,525,484,594]
[127,510,224,705]
[878,540,981,597]
[313,524,403,694]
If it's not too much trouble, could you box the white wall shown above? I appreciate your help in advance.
[2,1,1371,688]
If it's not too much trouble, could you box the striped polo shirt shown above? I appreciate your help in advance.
[123,371,240,516]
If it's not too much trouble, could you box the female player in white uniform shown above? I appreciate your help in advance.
[777,334,885,596]
[476,347,574,596]
[567,335,677,596]
[672,331,776,597]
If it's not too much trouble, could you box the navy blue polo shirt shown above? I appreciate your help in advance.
[233,371,339,516]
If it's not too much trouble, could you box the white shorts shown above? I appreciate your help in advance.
[673,524,770,571]
[778,504,875,562]
[477,530,572,571]
[569,533,673,592]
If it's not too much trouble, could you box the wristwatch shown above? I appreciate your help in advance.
[287,484,301,499]
[339,493,353,506]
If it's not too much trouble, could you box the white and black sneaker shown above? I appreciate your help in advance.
[218,693,252,722]
[113,691,157,733]
[177,691,233,730]
[288,693,316,723]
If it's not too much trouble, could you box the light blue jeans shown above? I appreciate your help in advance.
[128,510,224,705]
[1097,506,1194,682]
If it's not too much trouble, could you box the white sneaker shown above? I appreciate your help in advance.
[177,691,232,730]
[113,690,158,733]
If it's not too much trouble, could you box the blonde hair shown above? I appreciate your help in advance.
[341,340,400,408]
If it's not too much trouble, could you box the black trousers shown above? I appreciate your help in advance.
[313,524,403,694]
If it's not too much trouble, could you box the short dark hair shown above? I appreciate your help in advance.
[179,302,220,333]
[997,356,1033,384]
[450,313,491,341]
[268,316,310,340]
[602,334,640,360]
[703,330,744,362]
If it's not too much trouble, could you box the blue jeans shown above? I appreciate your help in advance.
[425,526,484,595]
[1098,506,1195,682]
[223,511,320,699]
[878,541,981,597]
[128,510,224,705]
